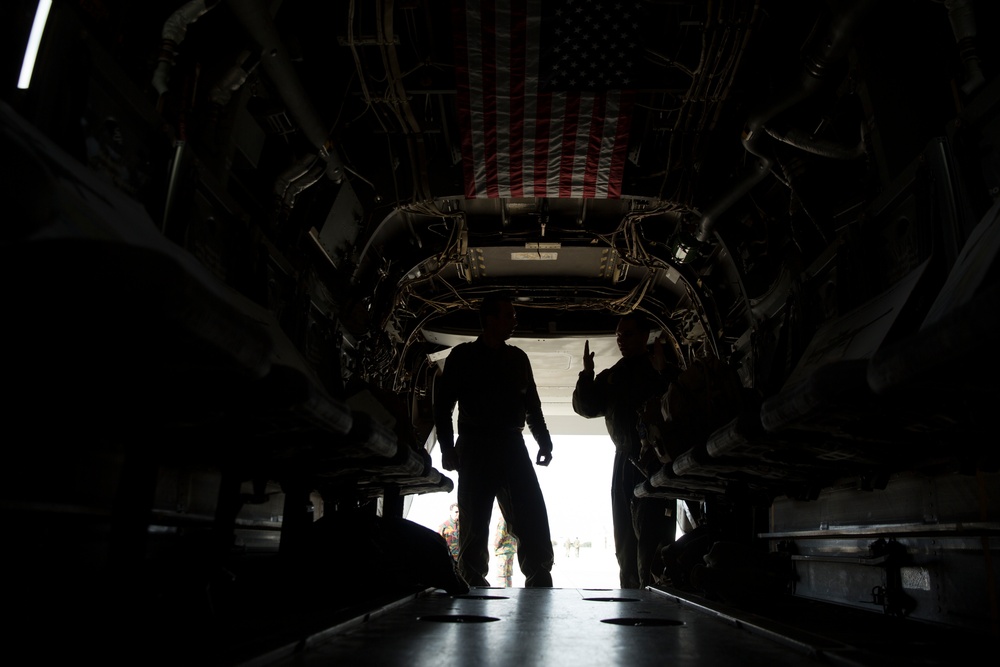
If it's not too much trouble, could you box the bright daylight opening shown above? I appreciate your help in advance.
[404,331,683,589]
[407,434,637,589]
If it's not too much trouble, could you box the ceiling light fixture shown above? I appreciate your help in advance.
[17,0,52,90]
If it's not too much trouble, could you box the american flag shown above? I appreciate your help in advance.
[453,0,643,199]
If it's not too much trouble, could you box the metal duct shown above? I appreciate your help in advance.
[226,0,345,183]
[695,157,773,244]
[208,49,260,108]
[695,0,878,243]
[283,162,326,208]
[275,153,319,205]
[765,124,866,161]
[944,0,985,96]
[152,0,220,97]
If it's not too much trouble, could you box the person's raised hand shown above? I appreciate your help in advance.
[582,340,595,373]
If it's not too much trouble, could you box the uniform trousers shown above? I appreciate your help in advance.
[456,432,554,587]
[612,448,675,588]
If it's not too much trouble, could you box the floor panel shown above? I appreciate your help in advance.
[255,587,837,666]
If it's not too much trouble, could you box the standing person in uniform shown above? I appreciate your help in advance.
[437,503,460,560]
[572,312,679,588]
[493,518,518,587]
[434,295,555,588]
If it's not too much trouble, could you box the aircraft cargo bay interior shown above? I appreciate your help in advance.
[2,1,998,664]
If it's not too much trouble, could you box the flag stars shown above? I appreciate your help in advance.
[541,0,641,91]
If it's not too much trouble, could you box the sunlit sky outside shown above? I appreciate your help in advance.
[406,434,626,589]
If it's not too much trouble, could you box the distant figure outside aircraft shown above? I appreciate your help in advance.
[493,518,518,587]
[438,502,460,559]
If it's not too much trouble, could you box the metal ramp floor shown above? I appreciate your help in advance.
[246,586,930,667]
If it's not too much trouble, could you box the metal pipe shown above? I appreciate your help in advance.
[695,0,878,243]
[695,157,772,242]
[152,0,220,97]
[764,124,866,160]
[744,0,878,151]
[226,0,344,183]
[161,141,187,233]
[790,554,890,565]
[283,162,326,208]
[208,49,260,108]
[382,0,431,200]
[275,154,318,203]
[944,0,985,96]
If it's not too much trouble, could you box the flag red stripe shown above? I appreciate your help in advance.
[583,93,606,198]
[508,0,527,198]
[452,4,476,199]
[480,1,500,198]
[533,93,551,197]
[607,90,633,199]
[558,95,581,198]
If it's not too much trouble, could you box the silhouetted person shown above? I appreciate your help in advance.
[434,296,555,587]
[572,313,679,588]
[438,502,460,559]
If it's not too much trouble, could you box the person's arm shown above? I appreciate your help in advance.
[433,347,462,470]
[522,353,553,466]
[651,336,681,388]
[572,340,609,418]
